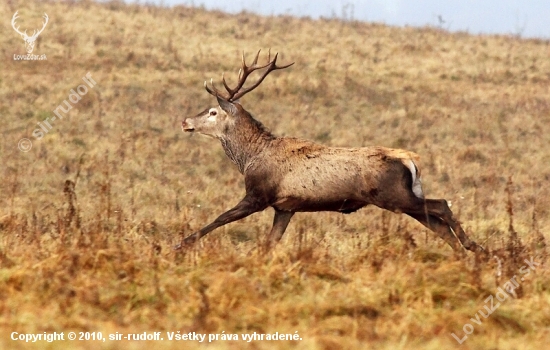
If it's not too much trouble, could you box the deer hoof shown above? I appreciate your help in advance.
[174,236,199,251]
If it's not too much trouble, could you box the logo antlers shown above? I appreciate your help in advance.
[11,11,49,54]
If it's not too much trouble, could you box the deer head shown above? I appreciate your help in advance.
[182,50,294,139]
[12,11,49,54]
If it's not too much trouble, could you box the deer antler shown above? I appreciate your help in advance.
[11,11,28,38]
[205,49,294,102]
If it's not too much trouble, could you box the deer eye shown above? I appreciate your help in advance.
[209,110,217,116]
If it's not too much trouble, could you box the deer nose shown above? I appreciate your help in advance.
[181,120,194,132]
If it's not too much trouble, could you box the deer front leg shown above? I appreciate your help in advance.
[175,196,267,249]
[265,209,294,249]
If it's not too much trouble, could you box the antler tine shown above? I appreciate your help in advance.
[210,78,224,97]
[251,49,261,66]
[270,51,295,70]
[204,79,217,96]
[221,72,231,92]
[274,55,295,70]
[204,78,230,100]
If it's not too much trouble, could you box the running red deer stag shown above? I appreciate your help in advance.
[178,50,485,255]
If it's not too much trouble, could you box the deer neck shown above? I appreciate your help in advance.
[219,113,274,174]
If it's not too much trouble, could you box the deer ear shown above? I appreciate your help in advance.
[216,96,237,116]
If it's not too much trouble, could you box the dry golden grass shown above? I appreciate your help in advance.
[1,1,550,349]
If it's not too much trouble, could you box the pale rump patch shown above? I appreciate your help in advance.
[382,147,424,199]
[405,159,424,198]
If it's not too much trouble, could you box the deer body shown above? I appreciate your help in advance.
[179,51,485,255]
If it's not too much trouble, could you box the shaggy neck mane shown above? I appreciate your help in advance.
[219,105,275,173]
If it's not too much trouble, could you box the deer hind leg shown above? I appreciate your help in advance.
[406,213,462,250]
[265,209,294,249]
[421,199,486,254]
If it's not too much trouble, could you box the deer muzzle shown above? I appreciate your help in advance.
[181,120,194,132]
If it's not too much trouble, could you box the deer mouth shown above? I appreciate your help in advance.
[181,121,194,132]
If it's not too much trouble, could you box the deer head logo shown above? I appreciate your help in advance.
[11,11,49,54]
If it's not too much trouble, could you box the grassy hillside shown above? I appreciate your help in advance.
[1,0,549,349]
